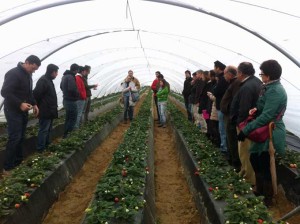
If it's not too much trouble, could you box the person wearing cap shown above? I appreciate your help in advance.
[33,64,59,153]
[1,55,41,173]
[60,63,80,138]
[213,60,230,153]
[74,66,87,129]
[220,65,241,170]
[82,65,97,123]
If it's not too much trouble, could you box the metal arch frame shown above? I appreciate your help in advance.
[0,0,298,67]
[142,0,300,68]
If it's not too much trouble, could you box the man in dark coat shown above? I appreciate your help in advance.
[60,63,80,138]
[33,64,59,152]
[220,65,241,170]
[1,55,41,173]
[182,70,193,121]
[230,62,262,186]
[213,60,230,153]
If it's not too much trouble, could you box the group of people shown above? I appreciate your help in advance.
[151,71,170,128]
[182,60,287,207]
[1,55,97,174]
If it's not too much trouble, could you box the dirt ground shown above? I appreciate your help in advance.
[42,96,145,224]
[153,103,201,224]
[42,95,300,224]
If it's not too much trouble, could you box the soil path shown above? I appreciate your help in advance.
[153,103,201,224]
[42,95,145,224]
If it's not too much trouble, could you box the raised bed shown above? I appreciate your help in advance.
[81,92,156,224]
[0,101,118,171]
[0,108,123,224]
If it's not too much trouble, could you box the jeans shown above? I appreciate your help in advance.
[217,110,227,152]
[184,96,192,121]
[37,118,53,152]
[82,97,91,122]
[154,95,160,121]
[4,108,28,170]
[75,100,86,128]
[63,99,78,138]
[158,101,167,125]
[123,96,133,121]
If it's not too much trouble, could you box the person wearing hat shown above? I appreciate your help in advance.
[60,63,80,138]
[1,55,41,174]
[33,64,59,153]
[213,60,230,153]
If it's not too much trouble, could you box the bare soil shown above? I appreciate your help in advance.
[42,96,145,224]
[153,103,201,224]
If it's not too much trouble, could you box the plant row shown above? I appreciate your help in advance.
[83,92,153,224]
[0,105,123,219]
[167,102,285,224]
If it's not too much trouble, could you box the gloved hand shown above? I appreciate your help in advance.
[237,131,246,141]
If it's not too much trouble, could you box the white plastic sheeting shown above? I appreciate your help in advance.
[0,0,300,137]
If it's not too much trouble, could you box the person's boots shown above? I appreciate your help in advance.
[263,181,274,207]
[253,173,263,196]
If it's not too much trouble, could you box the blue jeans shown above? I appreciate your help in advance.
[37,118,53,152]
[123,96,133,121]
[4,108,28,170]
[75,100,86,128]
[158,101,167,125]
[217,110,227,152]
[184,97,192,121]
[63,99,78,138]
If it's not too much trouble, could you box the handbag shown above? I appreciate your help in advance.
[238,107,285,142]
[131,91,139,102]
[238,116,270,142]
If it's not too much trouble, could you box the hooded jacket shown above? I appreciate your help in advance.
[1,62,36,113]
[60,70,79,101]
[33,73,58,119]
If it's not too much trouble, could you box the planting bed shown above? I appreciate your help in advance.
[169,93,300,223]
[0,105,123,224]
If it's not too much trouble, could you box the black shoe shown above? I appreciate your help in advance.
[158,124,163,127]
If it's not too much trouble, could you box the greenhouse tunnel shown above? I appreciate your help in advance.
[0,0,300,137]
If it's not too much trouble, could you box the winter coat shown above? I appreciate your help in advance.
[243,80,287,155]
[182,77,193,99]
[189,79,204,104]
[1,62,36,113]
[230,76,262,125]
[213,73,230,110]
[220,78,241,115]
[151,79,159,96]
[157,86,169,102]
[33,74,58,119]
[83,76,96,97]
[75,74,87,100]
[121,81,137,97]
[60,70,79,101]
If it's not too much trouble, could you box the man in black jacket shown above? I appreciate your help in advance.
[1,55,41,173]
[182,70,193,121]
[60,63,80,138]
[33,64,59,152]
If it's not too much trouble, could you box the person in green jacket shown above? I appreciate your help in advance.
[237,59,287,207]
[156,78,169,128]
